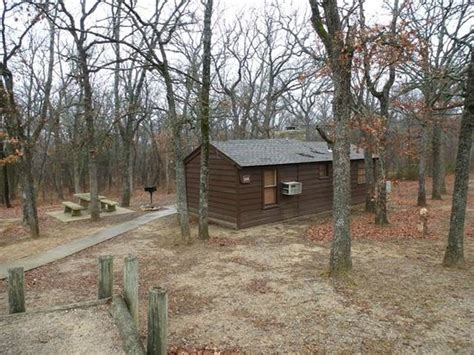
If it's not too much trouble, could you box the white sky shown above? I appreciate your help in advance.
[216,0,392,23]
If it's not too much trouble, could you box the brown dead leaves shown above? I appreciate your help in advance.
[306,178,452,242]
[306,207,443,242]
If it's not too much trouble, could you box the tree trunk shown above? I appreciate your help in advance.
[0,136,12,207]
[364,148,375,212]
[121,139,132,207]
[73,156,81,194]
[329,74,352,275]
[432,121,443,199]
[1,62,41,237]
[20,147,39,238]
[79,50,100,221]
[198,0,213,240]
[330,112,352,275]
[443,50,473,268]
[3,164,11,208]
[88,150,100,220]
[375,154,389,225]
[165,154,171,194]
[113,1,133,208]
[52,112,64,200]
[158,43,190,240]
[309,0,354,275]
[373,98,391,225]
[417,125,428,207]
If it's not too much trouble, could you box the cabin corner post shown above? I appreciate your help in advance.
[236,165,241,229]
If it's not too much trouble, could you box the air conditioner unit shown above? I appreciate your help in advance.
[281,181,302,195]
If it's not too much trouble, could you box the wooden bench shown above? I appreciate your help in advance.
[62,201,85,217]
[100,199,119,212]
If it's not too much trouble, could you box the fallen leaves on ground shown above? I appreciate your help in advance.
[306,179,452,242]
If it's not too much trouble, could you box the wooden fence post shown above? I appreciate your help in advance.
[98,255,113,299]
[147,287,167,355]
[123,255,139,325]
[8,267,25,314]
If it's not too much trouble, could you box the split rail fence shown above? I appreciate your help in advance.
[6,255,166,355]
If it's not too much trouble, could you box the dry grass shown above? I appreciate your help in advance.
[0,178,473,353]
[0,304,124,354]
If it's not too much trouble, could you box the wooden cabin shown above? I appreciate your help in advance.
[184,139,368,229]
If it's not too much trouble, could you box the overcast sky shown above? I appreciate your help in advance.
[217,0,392,24]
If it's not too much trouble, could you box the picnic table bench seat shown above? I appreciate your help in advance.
[100,199,119,212]
[62,201,85,217]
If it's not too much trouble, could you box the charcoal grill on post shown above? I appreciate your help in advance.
[144,186,157,205]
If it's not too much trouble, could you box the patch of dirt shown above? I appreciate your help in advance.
[245,278,274,294]
[0,178,473,353]
[0,304,124,354]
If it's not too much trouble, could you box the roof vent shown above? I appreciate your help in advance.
[297,153,314,158]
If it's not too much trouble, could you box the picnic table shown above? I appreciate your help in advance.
[74,193,106,208]
[73,193,119,212]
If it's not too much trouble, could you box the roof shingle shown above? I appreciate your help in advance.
[211,139,364,167]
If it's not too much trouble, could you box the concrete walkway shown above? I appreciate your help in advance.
[0,206,177,279]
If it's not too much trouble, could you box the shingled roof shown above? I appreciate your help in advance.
[210,139,364,167]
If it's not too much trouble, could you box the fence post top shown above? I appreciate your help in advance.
[149,286,167,295]
[8,267,24,273]
[99,255,113,260]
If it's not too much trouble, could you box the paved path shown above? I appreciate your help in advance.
[0,206,177,279]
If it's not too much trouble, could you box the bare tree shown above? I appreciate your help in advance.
[308,0,357,275]
[107,0,193,240]
[213,17,256,139]
[443,47,473,267]
[1,1,45,237]
[400,0,472,204]
[52,0,104,220]
[359,0,407,224]
[198,0,213,240]
[282,78,331,141]
[112,1,149,207]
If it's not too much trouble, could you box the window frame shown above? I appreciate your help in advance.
[357,161,366,184]
[319,163,330,179]
[262,168,278,209]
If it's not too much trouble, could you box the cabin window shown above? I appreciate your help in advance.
[357,162,366,184]
[319,163,330,178]
[263,169,277,206]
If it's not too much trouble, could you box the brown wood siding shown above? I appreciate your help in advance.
[297,162,334,217]
[185,147,369,229]
[351,160,367,205]
[185,146,238,225]
[237,160,367,229]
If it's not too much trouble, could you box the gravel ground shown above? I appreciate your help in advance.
[0,304,125,354]
[0,181,473,353]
